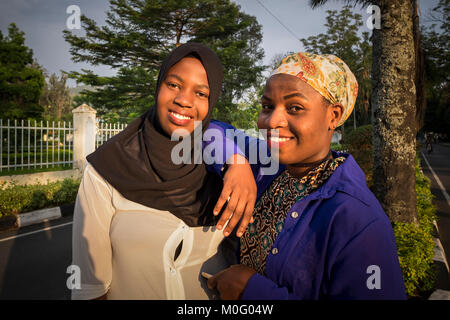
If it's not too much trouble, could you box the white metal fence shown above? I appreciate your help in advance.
[96,122,127,149]
[0,118,126,173]
[0,119,74,172]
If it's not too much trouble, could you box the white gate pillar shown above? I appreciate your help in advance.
[72,104,96,171]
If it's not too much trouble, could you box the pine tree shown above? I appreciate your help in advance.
[63,0,265,123]
[0,23,45,120]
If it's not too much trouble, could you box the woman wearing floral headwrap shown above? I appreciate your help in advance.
[207,52,406,300]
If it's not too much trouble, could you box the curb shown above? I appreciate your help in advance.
[429,220,450,300]
[16,207,61,228]
[0,203,75,231]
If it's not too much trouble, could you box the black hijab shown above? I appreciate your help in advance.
[86,43,224,227]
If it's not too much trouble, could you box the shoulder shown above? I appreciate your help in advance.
[317,152,389,229]
[81,162,114,195]
[208,119,235,130]
[320,191,391,240]
[304,161,392,246]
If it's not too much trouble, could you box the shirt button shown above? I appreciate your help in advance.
[170,267,176,274]
[291,211,299,219]
[271,248,279,255]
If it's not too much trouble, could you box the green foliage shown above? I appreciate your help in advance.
[341,124,373,187]
[40,72,73,122]
[0,23,45,119]
[309,0,372,8]
[330,142,344,151]
[0,178,80,218]
[392,156,437,298]
[225,86,264,130]
[300,5,372,127]
[343,124,437,298]
[422,0,450,137]
[63,0,265,124]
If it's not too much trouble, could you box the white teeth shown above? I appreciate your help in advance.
[170,112,192,120]
[270,137,292,143]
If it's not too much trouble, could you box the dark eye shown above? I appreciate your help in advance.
[167,82,179,89]
[261,104,273,111]
[288,105,303,112]
[197,91,209,98]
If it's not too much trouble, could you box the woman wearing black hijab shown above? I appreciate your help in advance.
[71,43,257,299]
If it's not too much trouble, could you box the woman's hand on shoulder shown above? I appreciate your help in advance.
[213,154,256,238]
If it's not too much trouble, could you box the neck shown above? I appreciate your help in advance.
[286,150,332,179]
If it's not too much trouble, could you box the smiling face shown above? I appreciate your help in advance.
[257,73,343,171]
[157,56,210,136]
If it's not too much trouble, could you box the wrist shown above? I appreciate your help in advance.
[226,154,248,165]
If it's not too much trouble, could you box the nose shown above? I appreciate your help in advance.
[267,106,288,129]
[174,89,194,108]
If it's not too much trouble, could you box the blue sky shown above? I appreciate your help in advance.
[0,0,440,87]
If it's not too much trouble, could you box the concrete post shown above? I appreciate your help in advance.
[72,104,97,170]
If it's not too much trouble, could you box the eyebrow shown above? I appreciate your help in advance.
[283,92,308,101]
[165,74,209,91]
[261,92,308,101]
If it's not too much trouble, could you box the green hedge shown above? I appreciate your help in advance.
[0,178,80,218]
[393,157,436,298]
[341,125,373,188]
[342,125,436,298]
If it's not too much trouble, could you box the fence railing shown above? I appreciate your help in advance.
[96,122,127,149]
[1,112,126,173]
[0,119,74,172]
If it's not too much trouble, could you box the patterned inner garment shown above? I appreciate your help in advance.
[240,156,346,275]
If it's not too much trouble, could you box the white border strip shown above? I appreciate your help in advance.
[421,152,450,207]
[0,221,73,243]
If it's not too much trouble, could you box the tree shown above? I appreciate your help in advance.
[63,0,265,124]
[310,0,418,224]
[422,0,450,137]
[0,23,45,120]
[300,5,372,128]
[40,72,73,121]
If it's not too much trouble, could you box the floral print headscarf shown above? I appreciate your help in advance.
[271,52,358,127]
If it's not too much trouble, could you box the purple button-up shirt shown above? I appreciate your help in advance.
[205,120,406,300]
[245,152,406,300]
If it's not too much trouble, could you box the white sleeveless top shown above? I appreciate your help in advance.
[71,163,235,300]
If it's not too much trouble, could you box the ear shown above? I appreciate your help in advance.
[328,103,344,131]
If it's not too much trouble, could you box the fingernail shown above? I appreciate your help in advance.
[213,211,218,216]
[237,232,243,237]
[224,231,230,237]
[217,225,222,230]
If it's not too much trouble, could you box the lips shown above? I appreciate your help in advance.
[168,109,194,126]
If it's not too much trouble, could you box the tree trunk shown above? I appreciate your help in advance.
[371,0,418,224]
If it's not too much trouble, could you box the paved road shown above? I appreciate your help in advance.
[0,216,73,299]
[419,142,450,275]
